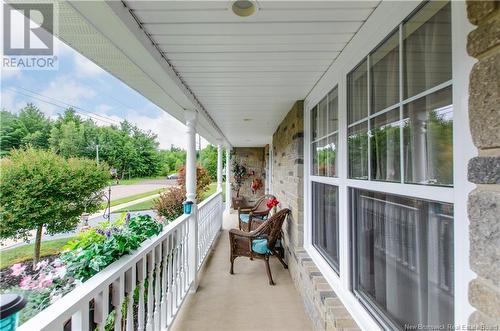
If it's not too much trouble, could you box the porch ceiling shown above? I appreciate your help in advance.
[56,1,380,147]
[125,1,379,147]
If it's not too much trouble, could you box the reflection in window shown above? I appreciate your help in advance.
[313,183,339,272]
[348,122,368,179]
[403,1,452,98]
[312,138,329,176]
[370,109,401,182]
[403,87,453,186]
[327,134,338,177]
[318,96,328,139]
[348,60,368,124]
[371,31,400,113]
[328,88,339,132]
[351,188,454,330]
[311,86,338,178]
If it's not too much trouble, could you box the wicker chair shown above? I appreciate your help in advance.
[237,194,276,232]
[229,208,290,285]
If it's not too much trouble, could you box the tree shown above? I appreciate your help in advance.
[0,147,110,263]
[177,165,211,202]
[0,104,51,155]
[0,111,23,156]
[159,146,186,176]
[199,144,225,181]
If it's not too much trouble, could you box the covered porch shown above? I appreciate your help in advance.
[8,0,497,330]
[170,212,311,331]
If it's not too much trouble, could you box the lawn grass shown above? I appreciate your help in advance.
[111,176,165,186]
[0,237,75,269]
[201,181,226,201]
[115,182,226,213]
[99,188,166,209]
[115,198,157,212]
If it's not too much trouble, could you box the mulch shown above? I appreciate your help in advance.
[0,255,58,290]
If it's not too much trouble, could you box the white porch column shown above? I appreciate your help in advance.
[185,110,198,292]
[217,142,223,191]
[225,147,231,212]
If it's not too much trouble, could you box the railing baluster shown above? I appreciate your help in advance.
[167,232,174,324]
[112,276,124,331]
[153,244,162,330]
[146,251,155,331]
[137,258,146,331]
[71,303,89,331]
[125,265,136,331]
[183,221,189,293]
[160,236,169,330]
[94,287,109,331]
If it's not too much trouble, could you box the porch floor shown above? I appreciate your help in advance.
[170,212,312,331]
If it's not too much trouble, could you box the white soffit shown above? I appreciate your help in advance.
[57,1,380,147]
[124,0,380,147]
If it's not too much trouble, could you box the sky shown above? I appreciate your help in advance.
[0,13,207,150]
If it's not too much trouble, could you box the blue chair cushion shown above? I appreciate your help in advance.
[239,213,267,223]
[252,239,271,254]
[251,238,281,254]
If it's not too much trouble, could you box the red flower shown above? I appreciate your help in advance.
[266,197,279,209]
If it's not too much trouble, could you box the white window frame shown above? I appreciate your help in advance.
[303,1,476,330]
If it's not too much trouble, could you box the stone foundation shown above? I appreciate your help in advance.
[466,1,500,328]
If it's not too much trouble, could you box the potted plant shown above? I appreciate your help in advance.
[231,160,248,208]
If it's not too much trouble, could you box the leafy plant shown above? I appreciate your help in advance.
[0,147,110,263]
[177,165,211,201]
[61,215,162,281]
[153,186,185,221]
[231,157,248,198]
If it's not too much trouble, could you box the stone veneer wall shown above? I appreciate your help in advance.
[272,101,359,331]
[466,1,500,327]
[230,147,266,205]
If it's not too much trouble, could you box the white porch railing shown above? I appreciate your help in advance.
[18,191,223,331]
[197,191,223,270]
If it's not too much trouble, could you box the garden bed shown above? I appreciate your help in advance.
[0,213,165,325]
[0,255,58,290]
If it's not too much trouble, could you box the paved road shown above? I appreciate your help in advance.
[105,179,177,200]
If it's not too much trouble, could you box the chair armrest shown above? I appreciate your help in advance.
[239,207,253,213]
[229,228,254,238]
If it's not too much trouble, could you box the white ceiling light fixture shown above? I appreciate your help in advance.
[232,0,257,17]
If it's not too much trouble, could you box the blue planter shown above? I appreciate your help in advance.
[183,201,194,214]
[0,294,26,331]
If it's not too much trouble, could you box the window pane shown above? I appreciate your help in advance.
[326,134,338,177]
[403,86,453,186]
[316,138,328,176]
[311,106,318,141]
[352,188,454,330]
[313,182,339,272]
[318,97,328,138]
[370,109,401,182]
[348,122,368,179]
[348,60,368,124]
[311,141,318,175]
[370,31,399,113]
[403,2,451,98]
[328,87,339,133]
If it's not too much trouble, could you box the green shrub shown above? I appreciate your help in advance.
[177,165,211,201]
[153,186,185,221]
[0,147,110,263]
